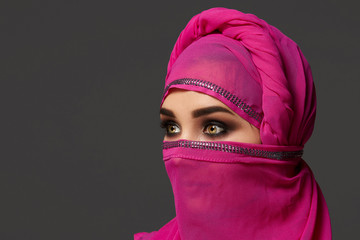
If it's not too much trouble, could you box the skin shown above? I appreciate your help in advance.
[160,89,261,144]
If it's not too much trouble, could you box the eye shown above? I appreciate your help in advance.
[167,124,180,134]
[203,122,226,135]
[160,121,180,136]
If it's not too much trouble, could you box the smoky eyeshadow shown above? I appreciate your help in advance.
[201,119,232,137]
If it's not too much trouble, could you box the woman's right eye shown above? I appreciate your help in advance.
[160,121,180,136]
[166,124,180,134]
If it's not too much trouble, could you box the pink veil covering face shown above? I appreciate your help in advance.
[135,7,331,240]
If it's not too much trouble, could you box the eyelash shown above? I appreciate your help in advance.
[160,120,228,137]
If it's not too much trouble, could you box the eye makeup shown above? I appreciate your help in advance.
[160,117,239,140]
[202,120,228,137]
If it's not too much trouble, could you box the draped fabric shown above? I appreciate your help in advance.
[164,34,263,129]
[162,7,316,146]
[135,7,331,240]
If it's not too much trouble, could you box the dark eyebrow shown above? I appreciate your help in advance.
[192,106,234,118]
[160,108,175,117]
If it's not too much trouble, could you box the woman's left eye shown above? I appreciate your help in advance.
[203,123,225,135]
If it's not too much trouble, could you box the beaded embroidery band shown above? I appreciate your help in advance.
[163,78,263,123]
[163,140,303,160]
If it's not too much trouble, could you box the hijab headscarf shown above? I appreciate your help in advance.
[135,7,331,240]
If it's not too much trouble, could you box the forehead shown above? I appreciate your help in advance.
[161,89,233,111]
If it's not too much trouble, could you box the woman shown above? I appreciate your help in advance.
[135,7,331,240]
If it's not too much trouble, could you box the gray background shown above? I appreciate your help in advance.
[1,0,359,239]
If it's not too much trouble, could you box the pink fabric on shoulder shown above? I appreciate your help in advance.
[135,7,331,240]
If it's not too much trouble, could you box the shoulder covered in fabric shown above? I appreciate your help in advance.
[134,231,157,240]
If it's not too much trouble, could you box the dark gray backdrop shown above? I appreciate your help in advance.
[1,0,359,239]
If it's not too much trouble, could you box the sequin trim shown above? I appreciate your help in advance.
[164,78,263,123]
[163,140,303,160]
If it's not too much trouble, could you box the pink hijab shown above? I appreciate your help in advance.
[135,7,331,240]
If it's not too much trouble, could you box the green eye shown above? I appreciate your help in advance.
[204,124,225,135]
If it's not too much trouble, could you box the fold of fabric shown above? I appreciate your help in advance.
[164,34,263,129]
[135,7,331,240]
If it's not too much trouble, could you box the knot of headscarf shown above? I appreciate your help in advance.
[164,7,316,146]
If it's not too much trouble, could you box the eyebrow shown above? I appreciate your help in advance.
[160,108,175,117]
[192,106,234,118]
[160,106,234,118]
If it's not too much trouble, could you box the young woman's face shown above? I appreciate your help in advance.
[160,89,261,144]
